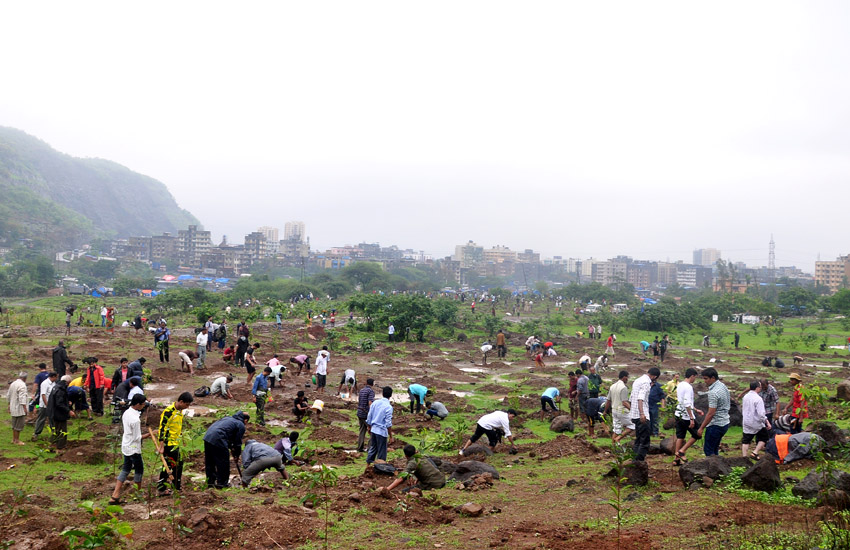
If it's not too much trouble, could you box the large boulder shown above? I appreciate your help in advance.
[446,461,500,483]
[836,379,850,401]
[679,456,749,489]
[658,436,677,456]
[792,469,850,506]
[741,458,781,492]
[604,460,649,487]
[693,394,742,427]
[460,444,494,457]
[663,417,677,431]
[807,421,849,450]
[550,416,575,433]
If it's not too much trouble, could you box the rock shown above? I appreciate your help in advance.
[447,461,500,483]
[549,416,575,433]
[679,456,734,489]
[566,479,578,487]
[459,502,483,517]
[647,443,665,455]
[408,487,422,497]
[807,421,848,449]
[623,492,640,501]
[300,506,318,516]
[188,508,210,528]
[694,394,742,427]
[348,493,362,503]
[837,379,850,401]
[741,458,782,492]
[604,460,648,487]
[724,456,755,469]
[461,444,494,457]
[792,469,850,504]
[262,497,275,505]
[663,417,677,431]
[659,436,677,456]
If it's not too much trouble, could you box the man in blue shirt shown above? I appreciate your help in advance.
[540,387,561,420]
[366,386,394,464]
[203,411,249,489]
[252,367,271,427]
[408,383,430,415]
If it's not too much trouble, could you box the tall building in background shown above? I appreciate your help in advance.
[693,248,721,267]
[815,255,850,293]
[257,226,279,254]
[177,225,212,268]
[453,240,484,268]
[284,221,306,243]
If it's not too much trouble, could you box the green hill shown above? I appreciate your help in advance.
[0,126,199,249]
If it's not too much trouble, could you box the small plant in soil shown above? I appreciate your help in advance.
[294,464,338,550]
[62,500,133,550]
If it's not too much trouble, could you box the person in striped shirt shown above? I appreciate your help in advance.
[156,392,194,495]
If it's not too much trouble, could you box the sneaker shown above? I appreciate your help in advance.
[458,450,464,456]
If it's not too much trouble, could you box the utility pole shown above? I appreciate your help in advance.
[768,234,776,282]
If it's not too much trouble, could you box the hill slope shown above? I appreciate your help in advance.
[0,126,199,249]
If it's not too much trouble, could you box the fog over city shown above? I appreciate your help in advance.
[1,1,848,270]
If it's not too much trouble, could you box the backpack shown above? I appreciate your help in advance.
[213,327,223,341]
[194,385,210,397]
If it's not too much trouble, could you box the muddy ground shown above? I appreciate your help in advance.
[1,319,848,549]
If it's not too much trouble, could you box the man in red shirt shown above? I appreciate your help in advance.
[606,334,615,357]
[784,373,807,434]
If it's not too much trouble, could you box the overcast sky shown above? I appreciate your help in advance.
[2,2,848,271]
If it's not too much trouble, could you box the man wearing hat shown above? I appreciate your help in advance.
[7,372,29,445]
[783,373,807,434]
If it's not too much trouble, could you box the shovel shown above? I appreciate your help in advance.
[148,427,174,483]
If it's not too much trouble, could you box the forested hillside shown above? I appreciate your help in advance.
[0,126,199,249]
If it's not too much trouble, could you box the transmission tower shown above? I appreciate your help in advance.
[768,234,776,281]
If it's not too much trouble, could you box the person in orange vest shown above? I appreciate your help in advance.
[765,432,825,464]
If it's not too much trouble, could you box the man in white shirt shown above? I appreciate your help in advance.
[630,367,660,462]
[110,394,149,504]
[196,327,209,370]
[742,381,772,460]
[337,368,357,396]
[100,306,108,327]
[388,324,395,342]
[33,371,58,441]
[460,409,518,455]
[315,347,329,394]
[604,370,632,443]
[7,372,29,445]
[579,354,591,369]
[211,375,234,399]
[673,368,704,464]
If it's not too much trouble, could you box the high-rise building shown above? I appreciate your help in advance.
[177,225,213,268]
[284,221,306,243]
[453,241,484,268]
[257,226,279,254]
[693,248,721,267]
[815,255,850,293]
[244,232,269,263]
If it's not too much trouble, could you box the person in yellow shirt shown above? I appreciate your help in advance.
[663,374,680,400]
[155,392,194,495]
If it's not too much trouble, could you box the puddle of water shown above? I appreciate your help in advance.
[265,419,290,428]
[739,370,758,374]
[460,367,487,373]
[183,406,218,417]
[829,346,846,350]
[370,361,383,366]
[690,349,703,353]
[812,364,842,368]
[144,383,176,391]
[148,397,171,405]
[449,390,472,397]
[562,361,575,366]
[408,363,423,367]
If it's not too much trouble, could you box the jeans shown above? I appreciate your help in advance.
[649,405,660,436]
[204,442,231,489]
[366,433,387,464]
[633,418,651,461]
[356,416,369,452]
[101,315,106,327]
[703,424,729,456]
[426,409,446,419]
[197,346,207,369]
[118,453,144,483]
[408,391,422,414]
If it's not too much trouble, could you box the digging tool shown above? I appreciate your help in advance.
[232,452,247,487]
[148,427,174,483]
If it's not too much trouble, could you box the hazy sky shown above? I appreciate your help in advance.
[2,2,848,271]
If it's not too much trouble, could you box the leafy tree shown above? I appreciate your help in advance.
[830,289,850,314]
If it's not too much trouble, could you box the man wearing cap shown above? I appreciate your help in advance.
[783,373,808,434]
[696,367,731,456]
[155,321,170,363]
[7,372,29,445]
